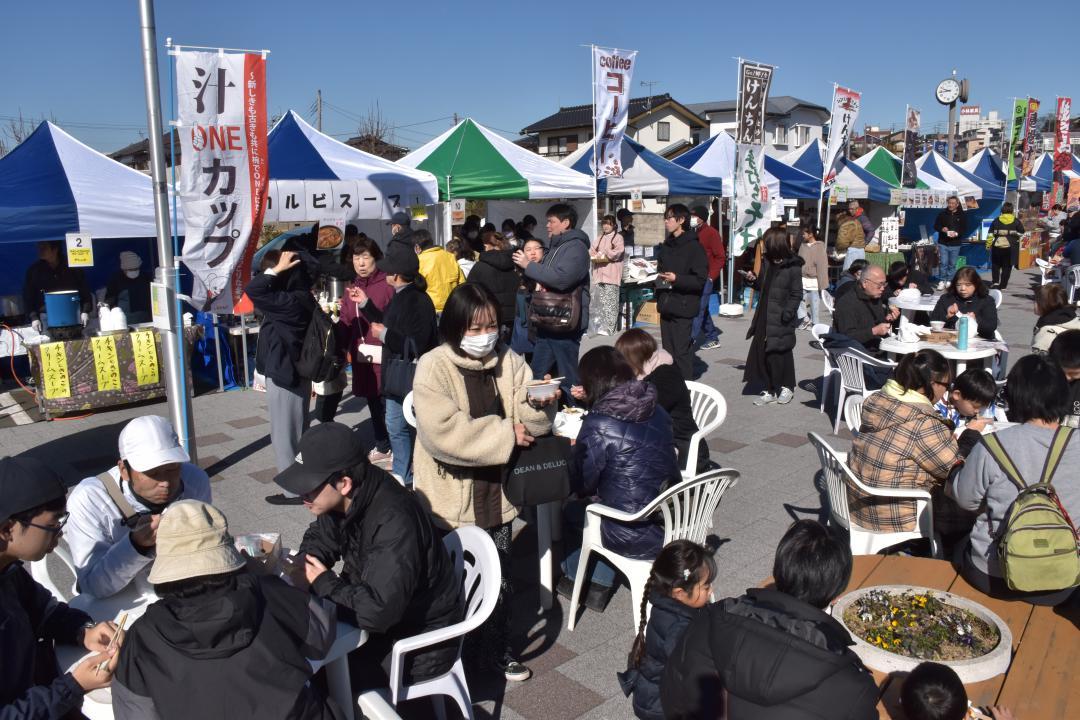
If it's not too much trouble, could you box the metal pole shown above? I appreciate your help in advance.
[947,102,956,161]
[212,314,224,393]
[728,58,743,305]
[316,89,322,132]
[138,0,196,459]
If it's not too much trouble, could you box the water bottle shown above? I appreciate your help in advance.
[957,316,969,351]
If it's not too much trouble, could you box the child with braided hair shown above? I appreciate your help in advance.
[617,539,715,720]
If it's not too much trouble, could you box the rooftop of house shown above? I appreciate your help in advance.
[684,96,830,120]
[521,93,706,134]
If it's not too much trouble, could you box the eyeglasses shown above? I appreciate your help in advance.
[19,513,69,534]
[864,279,887,288]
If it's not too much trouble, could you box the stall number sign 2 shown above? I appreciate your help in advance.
[65,233,93,267]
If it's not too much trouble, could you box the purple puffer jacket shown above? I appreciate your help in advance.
[571,381,680,559]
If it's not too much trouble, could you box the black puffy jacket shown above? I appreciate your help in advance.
[933,207,967,245]
[930,291,998,340]
[467,250,520,325]
[661,588,879,720]
[571,381,681,559]
[645,363,707,473]
[656,230,708,319]
[746,256,804,353]
[300,463,463,682]
[618,591,699,720]
[246,266,318,389]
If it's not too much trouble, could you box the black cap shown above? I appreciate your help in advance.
[273,423,367,496]
[0,456,67,523]
[377,247,420,276]
[691,205,709,221]
[386,211,411,227]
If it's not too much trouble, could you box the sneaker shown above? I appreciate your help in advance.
[498,657,532,682]
[777,387,794,404]
[265,493,303,506]
[799,318,813,330]
[699,339,721,350]
[367,447,393,463]
[753,392,777,406]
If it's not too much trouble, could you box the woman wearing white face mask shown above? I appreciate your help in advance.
[590,214,625,336]
[411,282,555,682]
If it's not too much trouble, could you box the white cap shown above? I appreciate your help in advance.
[119,251,142,271]
[118,416,189,472]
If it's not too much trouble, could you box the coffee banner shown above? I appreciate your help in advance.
[592,46,637,178]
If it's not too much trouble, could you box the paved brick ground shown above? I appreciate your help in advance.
[1,268,1046,719]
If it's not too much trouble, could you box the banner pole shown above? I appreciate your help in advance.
[728,58,742,305]
[138,0,196,458]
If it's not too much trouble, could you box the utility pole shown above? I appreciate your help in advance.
[316,89,322,132]
[138,0,196,458]
[453,112,459,126]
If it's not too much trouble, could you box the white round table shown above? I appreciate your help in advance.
[878,336,998,374]
[888,294,940,319]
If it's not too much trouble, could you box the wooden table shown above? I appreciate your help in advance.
[844,555,1080,719]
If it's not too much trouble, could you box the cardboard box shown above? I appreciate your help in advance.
[636,300,660,325]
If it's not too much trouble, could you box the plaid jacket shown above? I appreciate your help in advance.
[848,391,962,533]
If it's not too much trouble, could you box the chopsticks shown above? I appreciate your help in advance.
[96,612,128,671]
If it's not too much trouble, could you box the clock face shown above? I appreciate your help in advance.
[936,79,961,105]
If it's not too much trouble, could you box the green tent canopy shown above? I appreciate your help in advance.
[399,119,595,200]
[853,147,956,196]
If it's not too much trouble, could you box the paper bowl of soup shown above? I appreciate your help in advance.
[525,379,560,401]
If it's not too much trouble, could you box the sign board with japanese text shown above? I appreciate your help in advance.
[822,86,861,191]
[65,233,93,267]
[592,46,637,178]
[1006,99,1027,182]
[450,198,467,224]
[735,61,774,146]
[1020,98,1040,178]
[901,106,920,188]
[732,144,774,255]
[262,179,407,222]
[176,49,269,313]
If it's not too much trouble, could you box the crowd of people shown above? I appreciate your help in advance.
[7,194,1080,720]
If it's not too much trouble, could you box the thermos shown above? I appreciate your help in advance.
[957,316,969,351]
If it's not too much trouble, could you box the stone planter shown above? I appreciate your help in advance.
[833,585,1012,683]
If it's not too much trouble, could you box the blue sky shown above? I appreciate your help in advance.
[2,0,1072,155]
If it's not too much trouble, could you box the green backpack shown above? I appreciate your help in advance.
[981,427,1080,593]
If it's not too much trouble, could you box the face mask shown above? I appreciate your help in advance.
[460,331,498,358]
[690,217,701,228]
[124,269,141,279]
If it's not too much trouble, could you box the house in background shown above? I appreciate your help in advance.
[684,96,829,156]
[520,93,708,160]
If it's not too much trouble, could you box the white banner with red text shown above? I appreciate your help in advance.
[822,85,861,191]
[176,50,268,313]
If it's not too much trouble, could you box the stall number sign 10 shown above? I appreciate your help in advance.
[65,233,93,267]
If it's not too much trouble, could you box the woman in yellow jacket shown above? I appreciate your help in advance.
[414,228,465,312]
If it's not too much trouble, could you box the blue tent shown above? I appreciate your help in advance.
[671,132,821,198]
[828,157,897,203]
[562,137,721,196]
[780,139,825,179]
[959,149,1014,190]
[917,150,1004,202]
[762,156,820,199]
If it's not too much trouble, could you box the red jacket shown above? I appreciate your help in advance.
[697,223,726,281]
[338,270,395,398]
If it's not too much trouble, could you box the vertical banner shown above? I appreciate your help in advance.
[1050,97,1073,207]
[735,61,774,145]
[821,86,862,190]
[591,46,637,178]
[901,106,920,188]
[1020,98,1041,178]
[732,144,773,255]
[176,50,269,313]
[1005,99,1027,182]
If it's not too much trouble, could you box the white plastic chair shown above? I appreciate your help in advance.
[1068,265,1080,304]
[819,289,835,315]
[843,392,872,436]
[832,349,896,435]
[403,391,416,428]
[387,526,498,720]
[808,432,938,558]
[811,323,840,415]
[29,543,78,602]
[988,288,1002,309]
[1035,258,1060,286]
[567,468,739,632]
[358,690,404,720]
[682,382,728,479]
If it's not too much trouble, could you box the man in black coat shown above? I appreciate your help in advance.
[385,211,417,257]
[245,246,318,505]
[275,423,463,689]
[656,204,708,380]
[831,265,899,355]
[661,520,878,720]
[933,196,967,288]
[355,248,438,484]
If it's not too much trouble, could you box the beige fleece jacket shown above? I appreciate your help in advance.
[412,343,553,530]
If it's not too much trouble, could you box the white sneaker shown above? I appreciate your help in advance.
[753,392,777,406]
[777,387,794,404]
